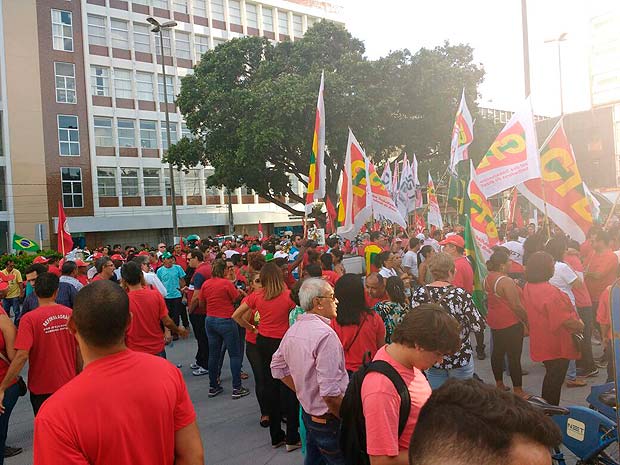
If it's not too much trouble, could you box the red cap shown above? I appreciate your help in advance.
[0,273,15,282]
[137,250,150,256]
[33,256,50,264]
[110,254,126,261]
[439,235,465,248]
[75,259,89,267]
[92,252,104,260]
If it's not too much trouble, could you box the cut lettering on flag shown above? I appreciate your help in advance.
[369,160,407,228]
[337,129,372,240]
[449,89,474,174]
[380,161,393,195]
[468,161,499,260]
[427,173,444,230]
[305,71,326,214]
[397,154,416,222]
[12,233,39,252]
[517,121,592,243]
[57,201,73,256]
[475,98,541,198]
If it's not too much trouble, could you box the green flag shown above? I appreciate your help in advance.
[12,234,39,252]
[463,215,488,316]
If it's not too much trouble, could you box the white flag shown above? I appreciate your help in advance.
[427,173,444,230]
[380,161,393,194]
[449,89,474,174]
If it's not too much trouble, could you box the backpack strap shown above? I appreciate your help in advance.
[367,360,411,437]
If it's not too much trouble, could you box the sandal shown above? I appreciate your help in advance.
[260,416,270,428]
[241,371,249,380]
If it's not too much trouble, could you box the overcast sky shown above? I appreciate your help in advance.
[338,0,618,117]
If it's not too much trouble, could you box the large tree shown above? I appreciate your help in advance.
[168,21,497,216]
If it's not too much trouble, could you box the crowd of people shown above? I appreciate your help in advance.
[0,220,614,464]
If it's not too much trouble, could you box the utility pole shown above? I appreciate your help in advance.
[521,0,531,98]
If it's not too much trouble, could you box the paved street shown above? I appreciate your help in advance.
[2,331,610,465]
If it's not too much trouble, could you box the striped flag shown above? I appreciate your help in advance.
[449,89,474,174]
[305,71,326,214]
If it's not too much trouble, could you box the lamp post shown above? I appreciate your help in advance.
[545,32,568,116]
[147,17,179,242]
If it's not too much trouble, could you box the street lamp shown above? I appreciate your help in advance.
[147,16,179,242]
[545,32,568,116]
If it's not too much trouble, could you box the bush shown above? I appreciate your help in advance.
[0,250,63,275]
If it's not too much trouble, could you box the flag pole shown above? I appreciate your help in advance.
[444,175,452,220]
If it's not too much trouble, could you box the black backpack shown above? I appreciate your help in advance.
[339,359,411,465]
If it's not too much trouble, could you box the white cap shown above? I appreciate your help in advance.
[274,251,289,259]
[416,233,425,240]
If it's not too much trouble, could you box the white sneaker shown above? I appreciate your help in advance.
[190,362,200,370]
[192,367,208,376]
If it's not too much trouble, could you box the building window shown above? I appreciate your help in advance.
[278,11,289,36]
[136,71,154,101]
[160,121,178,149]
[194,35,209,60]
[87,15,107,47]
[142,168,161,196]
[58,115,80,156]
[213,38,226,47]
[173,0,188,14]
[193,0,207,17]
[94,117,114,147]
[114,69,133,99]
[51,10,73,52]
[110,19,129,49]
[61,167,83,208]
[181,122,192,139]
[133,23,152,54]
[262,7,274,32]
[117,119,136,147]
[164,168,182,196]
[54,62,76,104]
[246,3,258,29]
[97,168,117,197]
[90,66,110,96]
[228,0,241,24]
[152,0,169,8]
[155,29,171,57]
[185,169,201,196]
[289,173,300,195]
[204,167,219,195]
[211,0,225,21]
[158,74,175,103]
[139,120,157,148]
[121,168,139,196]
[175,31,191,59]
[292,14,303,37]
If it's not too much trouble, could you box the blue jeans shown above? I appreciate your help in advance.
[205,317,241,390]
[302,411,346,465]
[0,383,19,465]
[2,298,19,319]
[426,356,475,389]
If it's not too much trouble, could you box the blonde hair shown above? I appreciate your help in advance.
[259,262,286,300]
[428,253,455,281]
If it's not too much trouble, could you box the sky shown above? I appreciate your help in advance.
[338,0,618,117]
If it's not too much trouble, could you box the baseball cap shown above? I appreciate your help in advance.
[110,254,126,261]
[33,256,50,264]
[137,250,150,256]
[0,273,15,282]
[416,233,425,241]
[249,245,261,252]
[274,251,289,259]
[264,253,274,262]
[161,251,173,259]
[439,235,465,248]
[75,259,89,267]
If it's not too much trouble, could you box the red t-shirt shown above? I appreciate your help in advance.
[580,240,594,262]
[365,291,389,309]
[245,289,295,339]
[596,286,612,341]
[199,277,240,319]
[242,293,259,345]
[585,250,618,303]
[331,312,385,372]
[484,273,520,330]
[564,254,592,308]
[48,265,61,277]
[452,256,474,293]
[126,288,168,355]
[0,309,16,387]
[76,275,89,286]
[322,270,340,288]
[34,350,196,465]
[173,253,188,271]
[15,304,76,394]
[284,265,297,289]
[361,346,431,456]
[187,263,212,315]
[91,274,106,282]
[522,282,580,362]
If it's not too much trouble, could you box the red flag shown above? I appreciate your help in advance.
[257,220,264,240]
[507,189,524,228]
[57,201,73,255]
[414,214,426,234]
[325,196,337,234]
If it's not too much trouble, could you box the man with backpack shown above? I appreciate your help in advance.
[270,278,348,463]
[341,304,460,465]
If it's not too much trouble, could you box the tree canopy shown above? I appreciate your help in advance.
[168,21,499,216]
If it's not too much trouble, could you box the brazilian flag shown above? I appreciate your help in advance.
[13,234,39,252]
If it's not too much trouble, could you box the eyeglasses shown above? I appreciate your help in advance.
[317,295,337,301]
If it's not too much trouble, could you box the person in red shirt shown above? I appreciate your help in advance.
[361,305,460,462]
[522,252,584,405]
[233,262,299,449]
[596,286,613,383]
[45,258,62,278]
[0,272,77,416]
[320,253,340,288]
[91,257,115,282]
[364,272,389,308]
[33,280,204,465]
[584,229,618,308]
[330,274,385,373]
[121,262,188,357]
[173,243,188,271]
[186,249,212,376]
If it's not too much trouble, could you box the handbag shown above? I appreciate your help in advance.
[0,351,27,397]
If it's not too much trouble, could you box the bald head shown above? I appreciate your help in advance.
[365,272,385,298]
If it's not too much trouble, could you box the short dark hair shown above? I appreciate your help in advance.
[326,236,338,248]
[212,259,226,278]
[374,251,391,269]
[486,250,510,272]
[545,236,567,262]
[120,261,142,286]
[370,231,382,242]
[73,281,130,348]
[188,249,204,262]
[408,379,561,465]
[409,237,420,249]
[34,272,59,298]
[392,304,460,354]
[61,261,77,276]
[25,263,48,276]
[525,251,554,283]
[385,276,407,305]
[320,253,333,270]
[305,263,322,278]
[95,257,112,273]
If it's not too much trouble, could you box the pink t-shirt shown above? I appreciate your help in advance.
[361,346,431,456]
